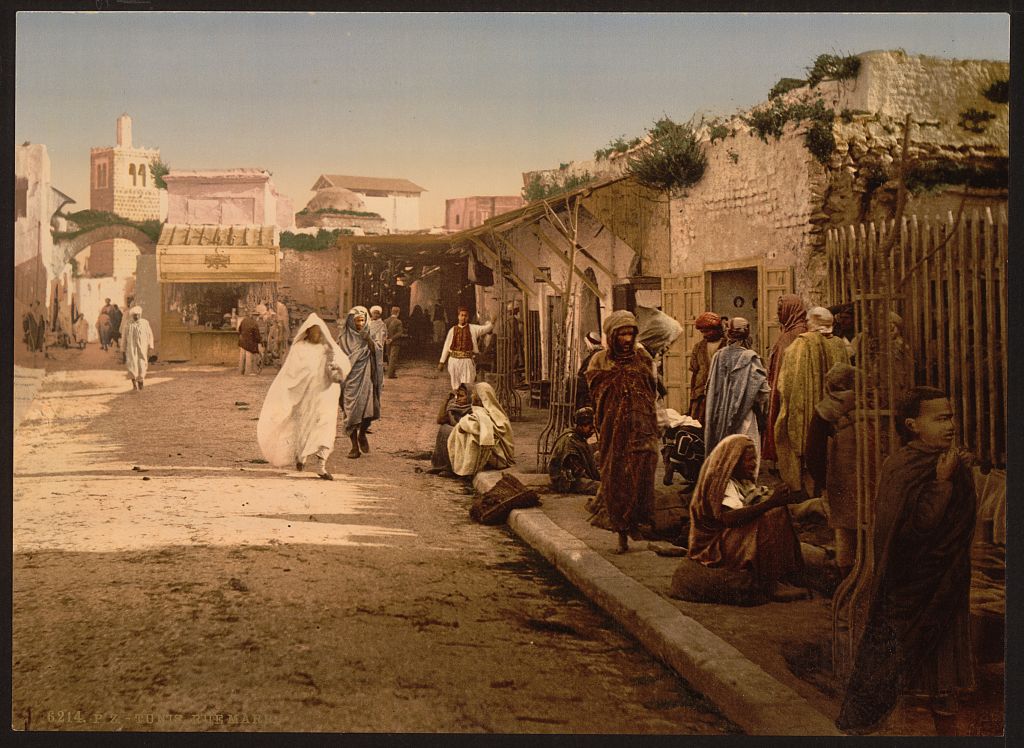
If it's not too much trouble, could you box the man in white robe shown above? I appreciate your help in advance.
[124,306,154,391]
[257,313,350,480]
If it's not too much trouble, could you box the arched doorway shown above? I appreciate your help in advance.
[55,225,158,344]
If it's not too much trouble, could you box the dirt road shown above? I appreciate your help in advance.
[13,345,739,734]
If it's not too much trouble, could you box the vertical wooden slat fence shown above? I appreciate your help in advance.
[826,208,1007,682]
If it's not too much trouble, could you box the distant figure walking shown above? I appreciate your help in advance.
[257,313,350,480]
[73,313,89,349]
[109,303,123,351]
[338,306,384,459]
[237,307,262,375]
[96,310,113,351]
[24,301,47,352]
[383,306,406,379]
[124,306,154,391]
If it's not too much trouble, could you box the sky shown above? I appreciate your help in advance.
[16,12,1009,229]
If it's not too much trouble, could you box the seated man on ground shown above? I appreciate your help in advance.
[687,433,808,602]
[549,407,601,495]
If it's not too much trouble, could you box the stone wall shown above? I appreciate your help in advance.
[670,124,825,299]
[818,52,1008,228]
[671,50,1008,305]
[279,248,342,310]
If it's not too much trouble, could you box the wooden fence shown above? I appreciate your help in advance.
[827,206,1007,468]
[825,206,1007,681]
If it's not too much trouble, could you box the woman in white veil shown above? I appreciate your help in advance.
[446,382,515,477]
[257,313,350,479]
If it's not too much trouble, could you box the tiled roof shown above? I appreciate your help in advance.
[313,174,425,193]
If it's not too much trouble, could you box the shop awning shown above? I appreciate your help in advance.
[157,224,280,282]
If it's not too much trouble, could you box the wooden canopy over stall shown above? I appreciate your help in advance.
[156,224,280,363]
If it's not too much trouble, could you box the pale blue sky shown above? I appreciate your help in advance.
[16,12,1009,228]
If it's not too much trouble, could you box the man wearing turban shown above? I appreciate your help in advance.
[585,310,660,553]
[688,312,726,423]
[774,306,851,490]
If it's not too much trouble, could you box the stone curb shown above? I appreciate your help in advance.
[507,506,843,736]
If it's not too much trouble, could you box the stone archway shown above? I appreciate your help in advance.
[57,224,157,269]
[54,223,161,346]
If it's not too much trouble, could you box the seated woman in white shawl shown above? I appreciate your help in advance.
[257,313,350,480]
[447,382,515,477]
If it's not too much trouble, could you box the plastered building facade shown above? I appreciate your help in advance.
[164,169,295,230]
[88,114,162,280]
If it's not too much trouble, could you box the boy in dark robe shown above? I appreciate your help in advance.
[837,386,976,735]
[585,311,660,554]
[549,407,600,495]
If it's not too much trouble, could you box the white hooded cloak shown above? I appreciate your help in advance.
[257,313,351,467]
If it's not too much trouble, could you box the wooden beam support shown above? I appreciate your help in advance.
[528,224,606,301]
[488,230,561,296]
[467,234,535,296]
[578,201,644,258]
[540,214,617,279]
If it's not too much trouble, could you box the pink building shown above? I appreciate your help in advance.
[445,195,525,231]
[164,169,295,230]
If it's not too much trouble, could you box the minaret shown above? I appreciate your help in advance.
[116,113,132,148]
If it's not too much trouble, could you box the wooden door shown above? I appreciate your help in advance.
[661,274,685,412]
[759,267,793,360]
[662,272,705,414]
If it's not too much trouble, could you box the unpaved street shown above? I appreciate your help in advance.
[13,347,739,734]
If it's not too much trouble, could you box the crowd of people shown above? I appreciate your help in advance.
[35,284,968,735]
[539,297,973,735]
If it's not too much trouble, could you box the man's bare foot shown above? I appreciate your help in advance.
[615,531,629,554]
[770,581,809,602]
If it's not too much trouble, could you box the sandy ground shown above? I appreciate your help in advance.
[12,343,740,734]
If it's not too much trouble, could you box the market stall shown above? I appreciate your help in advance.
[156,224,280,363]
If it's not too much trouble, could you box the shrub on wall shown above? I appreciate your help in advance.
[983,80,1009,104]
[52,210,163,243]
[626,118,707,191]
[958,107,997,133]
[295,207,383,219]
[148,160,170,190]
[805,54,861,87]
[522,172,594,202]
[904,157,1009,194]
[280,228,352,251]
[743,97,836,164]
[769,77,807,99]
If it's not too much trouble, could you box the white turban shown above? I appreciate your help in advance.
[807,307,834,334]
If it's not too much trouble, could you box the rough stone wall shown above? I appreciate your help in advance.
[670,124,826,300]
[818,52,1008,228]
[279,249,342,308]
